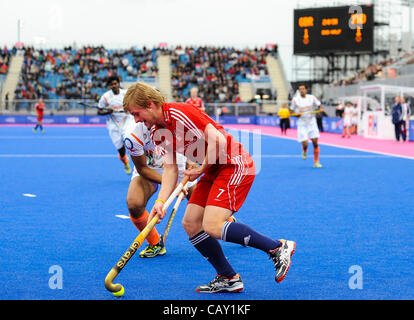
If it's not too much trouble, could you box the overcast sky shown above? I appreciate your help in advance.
[0,0,297,46]
[0,0,412,80]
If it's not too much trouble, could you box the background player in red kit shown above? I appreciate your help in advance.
[33,98,45,133]
[186,87,205,111]
[124,82,295,293]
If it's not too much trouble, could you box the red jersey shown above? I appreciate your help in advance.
[35,103,45,115]
[150,103,247,167]
[185,97,204,110]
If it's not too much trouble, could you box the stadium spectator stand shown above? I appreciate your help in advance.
[331,51,414,87]
[0,47,11,77]
[6,44,289,114]
[170,46,272,103]
[323,51,414,110]
[0,47,11,92]
[15,46,159,101]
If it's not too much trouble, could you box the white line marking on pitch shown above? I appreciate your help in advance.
[23,193,37,197]
[0,154,117,158]
[0,136,108,139]
[115,215,130,220]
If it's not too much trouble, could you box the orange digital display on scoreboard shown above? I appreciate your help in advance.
[298,16,314,28]
[294,5,374,55]
[350,13,367,25]
[321,18,339,26]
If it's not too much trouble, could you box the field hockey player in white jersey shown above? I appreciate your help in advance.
[123,121,197,257]
[342,102,354,138]
[351,103,359,135]
[98,75,135,175]
[290,84,324,168]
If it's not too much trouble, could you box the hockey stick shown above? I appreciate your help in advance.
[290,110,322,117]
[159,184,187,247]
[78,101,105,110]
[104,176,189,296]
[79,101,125,113]
[78,101,124,130]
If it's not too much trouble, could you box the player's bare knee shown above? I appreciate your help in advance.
[202,220,222,239]
[182,216,201,236]
[127,199,146,219]
[181,217,192,233]
[182,204,204,236]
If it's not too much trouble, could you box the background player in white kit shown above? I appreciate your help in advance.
[342,102,354,138]
[351,103,359,135]
[98,75,135,175]
[290,84,324,168]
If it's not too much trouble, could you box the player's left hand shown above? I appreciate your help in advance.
[180,185,189,197]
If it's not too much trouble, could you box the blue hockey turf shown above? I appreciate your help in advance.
[1,126,413,300]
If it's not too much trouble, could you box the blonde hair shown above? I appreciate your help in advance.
[123,82,166,111]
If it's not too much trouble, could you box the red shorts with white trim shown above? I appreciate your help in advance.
[188,153,255,213]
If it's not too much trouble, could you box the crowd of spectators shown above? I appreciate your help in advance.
[13,44,278,105]
[0,47,11,76]
[15,46,159,101]
[331,58,395,87]
[170,46,275,103]
[331,51,414,87]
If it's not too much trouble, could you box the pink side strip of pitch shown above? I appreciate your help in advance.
[224,124,414,160]
[0,124,106,127]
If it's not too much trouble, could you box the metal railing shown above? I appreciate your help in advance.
[0,99,274,116]
[0,99,98,115]
[0,99,298,117]
[0,98,343,123]
[205,103,259,117]
[205,100,292,117]
[324,74,414,101]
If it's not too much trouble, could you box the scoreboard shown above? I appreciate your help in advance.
[294,5,374,55]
